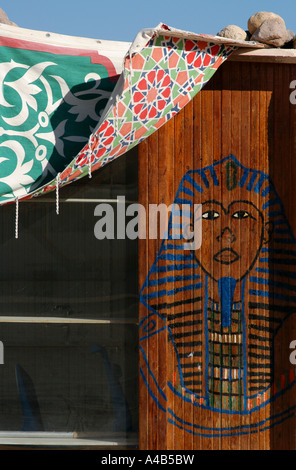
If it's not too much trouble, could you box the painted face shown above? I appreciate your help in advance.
[194,199,265,282]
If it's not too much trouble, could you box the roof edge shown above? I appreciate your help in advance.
[229,48,296,63]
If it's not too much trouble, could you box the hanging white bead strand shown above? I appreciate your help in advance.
[56,173,61,215]
[128,55,133,106]
[15,197,19,239]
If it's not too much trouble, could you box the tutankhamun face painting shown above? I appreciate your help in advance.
[140,155,296,438]
[197,199,266,282]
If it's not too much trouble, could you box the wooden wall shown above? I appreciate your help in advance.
[138,59,296,450]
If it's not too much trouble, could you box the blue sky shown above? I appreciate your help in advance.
[0,0,295,43]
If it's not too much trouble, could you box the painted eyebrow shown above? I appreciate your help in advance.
[227,200,261,212]
[228,200,262,220]
[231,210,256,220]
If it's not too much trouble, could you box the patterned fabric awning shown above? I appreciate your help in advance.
[0,22,264,206]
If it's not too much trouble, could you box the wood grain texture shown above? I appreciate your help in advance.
[139,60,296,450]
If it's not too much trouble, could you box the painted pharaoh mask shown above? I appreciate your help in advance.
[140,155,296,434]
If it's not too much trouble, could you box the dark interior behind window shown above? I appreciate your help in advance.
[0,148,138,447]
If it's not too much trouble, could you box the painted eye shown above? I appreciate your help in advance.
[232,210,249,219]
[202,210,220,220]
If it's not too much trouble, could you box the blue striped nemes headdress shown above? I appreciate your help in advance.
[139,154,296,417]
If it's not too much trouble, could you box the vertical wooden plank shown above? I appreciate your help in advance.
[201,85,215,452]
[158,117,175,450]
[248,61,258,451]
[220,61,232,451]
[264,62,274,452]
[212,68,222,163]
[183,98,194,451]
[230,61,243,451]
[173,104,186,450]
[250,61,262,451]
[221,62,232,160]
[239,61,252,451]
[192,89,203,451]
[211,70,223,451]
[270,63,283,450]
[257,62,267,452]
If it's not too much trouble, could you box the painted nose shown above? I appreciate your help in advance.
[217,227,236,243]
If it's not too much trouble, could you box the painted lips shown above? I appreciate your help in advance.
[214,248,239,264]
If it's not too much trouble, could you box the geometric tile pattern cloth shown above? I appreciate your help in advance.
[0,23,238,205]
